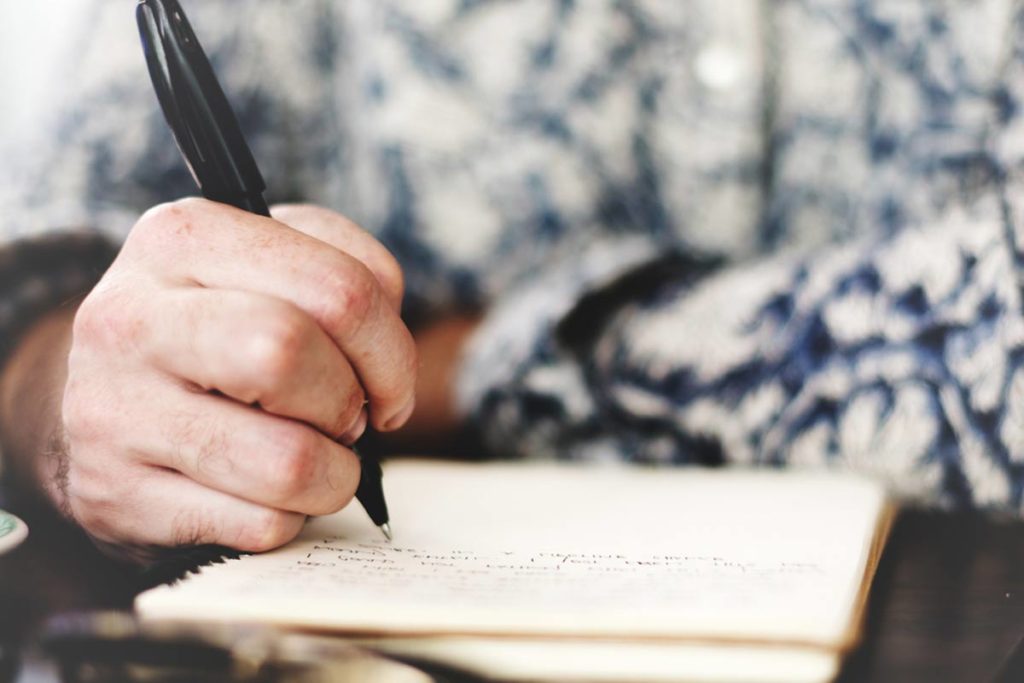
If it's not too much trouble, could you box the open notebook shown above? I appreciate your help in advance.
[136,460,893,682]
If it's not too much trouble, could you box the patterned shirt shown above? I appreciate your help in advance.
[2,0,1023,513]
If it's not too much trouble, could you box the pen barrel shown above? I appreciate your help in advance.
[207,192,270,217]
[139,0,389,536]
[354,454,389,527]
[138,0,269,216]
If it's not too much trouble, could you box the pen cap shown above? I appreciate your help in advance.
[137,0,268,213]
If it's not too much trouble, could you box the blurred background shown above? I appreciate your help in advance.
[0,4,89,142]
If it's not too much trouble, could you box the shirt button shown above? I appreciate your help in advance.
[695,43,744,90]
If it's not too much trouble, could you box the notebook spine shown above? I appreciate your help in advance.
[140,544,247,588]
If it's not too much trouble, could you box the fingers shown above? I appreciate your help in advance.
[75,376,363,517]
[143,287,367,442]
[270,203,404,312]
[70,465,307,552]
[155,390,361,517]
[173,393,360,517]
[126,199,417,431]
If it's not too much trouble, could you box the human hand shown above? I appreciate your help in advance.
[57,199,416,553]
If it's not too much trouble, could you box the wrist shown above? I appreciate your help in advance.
[0,305,77,504]
[381,315,481,453]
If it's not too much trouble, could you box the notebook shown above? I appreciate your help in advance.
[136,460,893,682]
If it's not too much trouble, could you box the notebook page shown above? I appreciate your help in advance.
[136,460,887,648]
[363,637,841,683]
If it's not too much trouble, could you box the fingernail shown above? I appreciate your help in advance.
[340,409,368,446]
[384,397,416,431]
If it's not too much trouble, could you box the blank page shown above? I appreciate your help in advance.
[137,460,889,650]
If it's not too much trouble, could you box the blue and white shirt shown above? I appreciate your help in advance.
[2,0,1024,513]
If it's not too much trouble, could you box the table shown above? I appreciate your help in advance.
[2,497,1022,682]
[837,510,1024,682]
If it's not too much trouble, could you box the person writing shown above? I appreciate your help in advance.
[2,0,1023,559]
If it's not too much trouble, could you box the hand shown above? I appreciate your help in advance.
[53,199,416,553]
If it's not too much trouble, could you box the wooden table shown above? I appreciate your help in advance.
[2,495,1023,682]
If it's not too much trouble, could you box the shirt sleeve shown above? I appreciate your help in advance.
[457,192,1024,514]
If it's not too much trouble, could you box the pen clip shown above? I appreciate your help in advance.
[136,0,269,215]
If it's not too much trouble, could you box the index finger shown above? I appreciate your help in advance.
[270,203,404,313]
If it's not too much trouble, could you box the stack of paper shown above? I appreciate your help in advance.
[137,460,892,682]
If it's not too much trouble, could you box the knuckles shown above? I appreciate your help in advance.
[336,388,367,439]
[72,284,148,355]
[62,374,117,446]
[314,261,377,340]
[368,251,405,309]
[234,508,302,552]
[128,198,207,252]
[243,309,310,395]
[260,424,356,516]
[64,458,138,540]
[270,203,405,308]
[319,451,361,514]
[264,424,321,502]
[239,305,366,438]
[169,508,220,548]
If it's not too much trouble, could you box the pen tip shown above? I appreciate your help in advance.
[380,523,393,542]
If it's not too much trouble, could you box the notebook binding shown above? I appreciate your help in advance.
[140,544,247,588]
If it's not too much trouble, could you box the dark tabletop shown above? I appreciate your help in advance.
[1,495,1023,683]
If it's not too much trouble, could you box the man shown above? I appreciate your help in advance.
[2,0,1023,557]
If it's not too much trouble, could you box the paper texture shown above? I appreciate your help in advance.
[363,637,841,683]
[137,460,887,652]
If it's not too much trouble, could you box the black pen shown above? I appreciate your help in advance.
[136,0,392,541]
